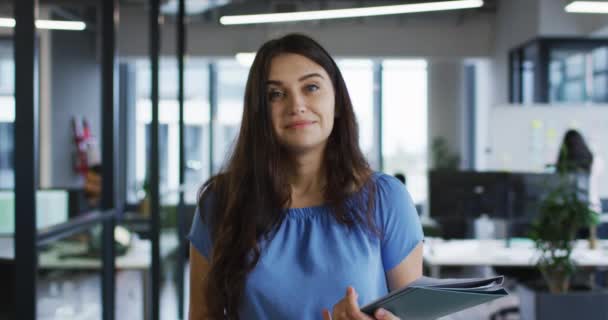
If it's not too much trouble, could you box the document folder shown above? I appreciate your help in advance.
[361,276,508,319]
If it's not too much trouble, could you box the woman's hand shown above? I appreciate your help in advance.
[322,287,400,320]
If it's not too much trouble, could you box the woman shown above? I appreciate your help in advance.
[556,129,593,174]
[556,129,601,214]
[188,33,423,320]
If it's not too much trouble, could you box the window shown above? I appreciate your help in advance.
[337,59,376,168]
[213,60,247,173]
[124,57,429,205]
[183,60,210,203]
[592,46,608,103]
[550,50,587,103]
[522,47,536,104]
[0,122,14,188]
[0,55,14,94]
[381,60,428,203]
[510,38,608,104]
[0,41,14,189]
[127,58,209,204]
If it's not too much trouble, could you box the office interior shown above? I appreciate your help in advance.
[1,0,608,319]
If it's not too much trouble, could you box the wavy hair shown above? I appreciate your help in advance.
[197,33,377,319]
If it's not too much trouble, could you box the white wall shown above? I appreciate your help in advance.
[486,105,608,200]
[427,58,465,168]
[473,58,492,171]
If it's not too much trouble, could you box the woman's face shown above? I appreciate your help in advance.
[267,53,336,154]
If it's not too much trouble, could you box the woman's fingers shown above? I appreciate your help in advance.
[322,308,332,320]
[330,287,375,320]
[374,308,400,320]
[344,287,366,318]
[346,287,358,305]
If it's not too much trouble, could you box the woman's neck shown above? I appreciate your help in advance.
[288,149,326,200]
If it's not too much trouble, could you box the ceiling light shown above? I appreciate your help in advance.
[0,18,15,28]
[0,18,86,30]
[161,0,230,15]
[565,1,608,13]
[235,52,256,67]
[36,20,86,30]
[220,0,483,25]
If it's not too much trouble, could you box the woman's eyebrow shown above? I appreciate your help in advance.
[298,73,324,81]
[266,73,324,86]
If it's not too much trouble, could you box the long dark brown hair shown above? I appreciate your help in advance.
[556,129,593,173]
[197,33,377,319]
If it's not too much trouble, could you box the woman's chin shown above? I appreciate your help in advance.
[283,140,327,155]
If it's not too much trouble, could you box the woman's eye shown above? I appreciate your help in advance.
[268,90,284,100]
[305,84,319,92]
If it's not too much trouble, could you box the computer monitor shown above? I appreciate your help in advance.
[0,190,69,235]
[508,172,573,237]
[429,171,578,239]
[429,171,510,239]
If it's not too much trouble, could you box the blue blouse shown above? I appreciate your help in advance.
[187,172,424,319]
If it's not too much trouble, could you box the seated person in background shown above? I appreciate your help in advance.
[84,165,102,209]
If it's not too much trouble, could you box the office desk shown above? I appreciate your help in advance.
[423,238,608,278]
[40,233,178,320]
[40,236,153,319]
[1,234,178,319]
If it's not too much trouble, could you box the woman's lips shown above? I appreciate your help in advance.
[286,121,315,129]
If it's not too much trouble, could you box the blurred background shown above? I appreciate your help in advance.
[2,0,608,319]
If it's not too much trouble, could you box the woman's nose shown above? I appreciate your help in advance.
[287,93,306,114]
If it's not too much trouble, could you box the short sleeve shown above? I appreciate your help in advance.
[375,174,424,271]
[187,194,214,259]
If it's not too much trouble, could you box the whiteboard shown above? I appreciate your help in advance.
[486,104,608,198]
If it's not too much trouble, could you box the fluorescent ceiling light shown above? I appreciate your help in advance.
[36,20,86,30]
[0,18,15,28]
[235,52,256,67]
[161,0,230,15]
[220,0,484,25]
[566,1,608,13]
[0,18,86,30]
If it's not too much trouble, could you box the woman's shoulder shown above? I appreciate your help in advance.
[364,172,414,211]
[370,172,406,192]
[197,174,228,205]
[195,178,223,222]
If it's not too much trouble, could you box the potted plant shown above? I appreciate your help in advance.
[431,136,460,170]
[518,170,605,319]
